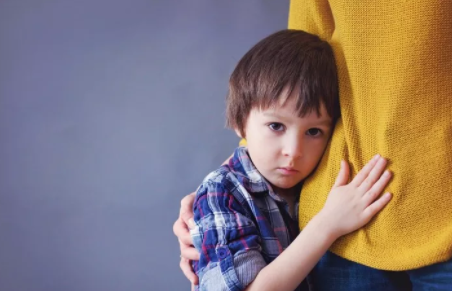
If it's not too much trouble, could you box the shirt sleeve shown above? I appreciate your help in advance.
[190,180,266,291]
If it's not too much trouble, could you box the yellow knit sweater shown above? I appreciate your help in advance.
[289,0,452,270]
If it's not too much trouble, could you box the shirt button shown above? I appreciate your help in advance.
[217,247,228,259]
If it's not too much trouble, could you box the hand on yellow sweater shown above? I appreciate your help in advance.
[317,155,392,240]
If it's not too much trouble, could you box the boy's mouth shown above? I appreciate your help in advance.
[277,167,299,175]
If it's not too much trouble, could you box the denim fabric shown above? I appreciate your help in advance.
[309,251,452,291]
[409,258,452,291]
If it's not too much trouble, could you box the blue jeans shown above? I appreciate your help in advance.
[309,251,452,291]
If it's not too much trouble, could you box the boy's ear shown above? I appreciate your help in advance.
[234,128,243,138]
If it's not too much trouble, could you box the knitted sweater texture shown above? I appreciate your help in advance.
[289,0,452,270]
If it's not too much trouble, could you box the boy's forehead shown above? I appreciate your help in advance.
[258,99,331,122]
[250,85,333,122]
[258,87,299,110]
[279,86,297,104]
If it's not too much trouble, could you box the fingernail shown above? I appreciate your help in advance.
[188,218,195,229]
[374,154,380,160]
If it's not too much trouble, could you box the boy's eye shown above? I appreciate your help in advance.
[306,128,322,136]
[268,123,285,132]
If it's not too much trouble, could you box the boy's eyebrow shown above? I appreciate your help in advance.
[262,112,332,126]
[315,119,333,127]
[262,112,292,122]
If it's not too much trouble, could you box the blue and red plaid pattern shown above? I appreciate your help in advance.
[191,147,300,291]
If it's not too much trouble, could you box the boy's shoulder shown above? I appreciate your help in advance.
[196,147,269,202]
[196,147,250,198]
[197,163,238,193]
[198,146,235,180]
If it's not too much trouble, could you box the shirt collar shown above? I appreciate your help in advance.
[229,147,285,202]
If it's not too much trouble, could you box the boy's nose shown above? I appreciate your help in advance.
[282,138,303,159]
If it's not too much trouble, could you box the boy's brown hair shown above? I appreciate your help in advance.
[226,29,339,137]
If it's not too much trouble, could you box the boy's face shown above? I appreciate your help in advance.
[241,93,333,193]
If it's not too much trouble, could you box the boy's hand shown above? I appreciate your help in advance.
[316,155,392,240]
[173,192,199,286]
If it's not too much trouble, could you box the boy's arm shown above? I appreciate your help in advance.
[173,154,234,286]
[192,179,267,291]
[244,213,335,290]
[192,156,391,291]
[243,156,392,291]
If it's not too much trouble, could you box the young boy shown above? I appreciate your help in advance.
[190,30,392,291]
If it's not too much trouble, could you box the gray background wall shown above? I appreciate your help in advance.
[0,1,289,290]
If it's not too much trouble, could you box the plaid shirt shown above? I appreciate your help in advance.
[191,147,304,291]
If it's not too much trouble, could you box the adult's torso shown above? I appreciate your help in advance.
[289,0,452,270]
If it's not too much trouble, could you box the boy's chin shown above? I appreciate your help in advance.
[269,180,301,192]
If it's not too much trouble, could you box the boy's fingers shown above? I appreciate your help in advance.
[350,154,380,187]
[363,192,392,220]
[332,160,349,188]
[179,257,199,285]
[363,171,392,204]
[173,218,193,246]
[358,158,388,192]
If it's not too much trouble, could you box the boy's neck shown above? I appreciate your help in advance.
[274,185,301,218]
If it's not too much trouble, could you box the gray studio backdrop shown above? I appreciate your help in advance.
[0,1,289,290]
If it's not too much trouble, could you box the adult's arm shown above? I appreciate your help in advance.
[173,154,233,285]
